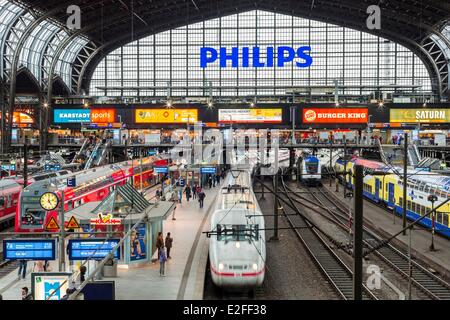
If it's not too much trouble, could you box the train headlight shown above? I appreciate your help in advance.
[236,242,241,249]
[219,263,224,271]
[252,263,258,271]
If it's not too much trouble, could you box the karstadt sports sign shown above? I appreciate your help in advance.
[303,108,369,124]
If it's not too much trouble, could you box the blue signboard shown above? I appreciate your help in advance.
[67,177,76,187]
[1,164,16,171]
[3,239,56,260]
[68,239,120,261]
[54,109,91,123]
[148,150,157,156]
[45,164,62,172]
[201,167,217,174]
[154,167,168,174]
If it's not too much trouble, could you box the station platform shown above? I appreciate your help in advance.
[323,182,450,278]
[0,185,220,300]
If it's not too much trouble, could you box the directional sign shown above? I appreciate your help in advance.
[201,167,217,175]
[66,216,80,229]
[67,177,76,187]
[45,217,60,231]
[45,164,62,172]
[154,167,168,174]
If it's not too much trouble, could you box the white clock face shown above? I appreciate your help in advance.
[40,192,59,211]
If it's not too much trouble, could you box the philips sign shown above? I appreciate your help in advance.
[200,46,313,68]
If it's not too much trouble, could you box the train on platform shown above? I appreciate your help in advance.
[335,157,450,238]
[209,170,266,291]
[15,156,168,233]
[0,170,73,230]
[299,155,322,186]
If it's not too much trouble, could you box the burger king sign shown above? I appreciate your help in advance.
[303,108,368,124]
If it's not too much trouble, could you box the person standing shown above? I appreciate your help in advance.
[156,232,164,259]
[216,173,221,186]
[18,260,27,279]
[159,245,167,277]
[208,176,213,189]
[21,287,33,300]
[165,233,173,259]
[198,189,206,209]
[185,185,192,202]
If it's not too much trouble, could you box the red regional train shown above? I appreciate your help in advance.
[15,156,168,233]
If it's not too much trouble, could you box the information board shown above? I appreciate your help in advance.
[3,239,56,260]
[201,167,217,174]
[68,239,120,261]
[32,273,71,300]
[154,167,169,174]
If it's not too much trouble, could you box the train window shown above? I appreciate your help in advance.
[399,197,403,206]
[444,214,449,227]
[407,201,411,211]
[412,202,416,213]
[437,212,443,224]
[0,196,4,207]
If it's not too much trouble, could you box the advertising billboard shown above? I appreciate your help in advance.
[91,109,116,123]
[13,112,34,124]
[135,109,198,123]
[218,109,283,123]
[390,109,450,123]
[54,109,91,123]
[130,223,147,261]
[3,239,56,260]
[32,273,71,300]
[303,108,368,124]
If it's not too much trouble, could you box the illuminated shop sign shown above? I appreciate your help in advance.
[218,109,283,123]
[303,108,369,124]
[54,109,91,123]
[200,46,313,68]
[90,213,122,226]
[390,109,450,123]
[91,109,116,123]
[13,112,34,124]
[135,109,198,123]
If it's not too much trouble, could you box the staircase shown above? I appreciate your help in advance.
[84,142,101,170]
[71,138,89,164]
[117,183,150,212]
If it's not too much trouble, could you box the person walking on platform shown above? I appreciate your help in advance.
[216,174,221,186]
[159,245,167,277]
[18,260,27,279]
[192,184,198,199]
[198,189,206,209]
[208,176,213,189]
[156,232,164,259]
[185,185,192,202]
[156,189,161,201]
[165,233,173,259]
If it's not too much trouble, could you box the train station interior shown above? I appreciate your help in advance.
[1,0,450,310]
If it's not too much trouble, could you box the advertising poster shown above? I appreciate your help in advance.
[32,273,71,300]
[390,109,450,123]
[135,109,198,123]
[91,109,116,123]
[303,108,368,124]
[218,109,282,123]
[130,223,147,261]
[54,109,91,123]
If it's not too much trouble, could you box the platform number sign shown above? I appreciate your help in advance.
[67,177,76,187]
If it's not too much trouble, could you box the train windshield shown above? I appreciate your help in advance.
[216,224,259,242]
[306,162,319,174]
[21,209,46,227]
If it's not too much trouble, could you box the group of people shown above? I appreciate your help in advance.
[392,134,404,145]
[182,184,207,208]
[156,232,173,277]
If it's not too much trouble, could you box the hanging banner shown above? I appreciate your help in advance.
[390,109,450,123]
[135,109,198,123]
[54,109,91,123]
[303,108,368,124]
[218,109,282,123]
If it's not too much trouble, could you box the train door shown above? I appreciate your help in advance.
[375,179,381,202]
[388,183,395,207]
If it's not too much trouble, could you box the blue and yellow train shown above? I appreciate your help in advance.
[335,158,450,238]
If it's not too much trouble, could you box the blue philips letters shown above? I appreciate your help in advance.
[200,46,313,68]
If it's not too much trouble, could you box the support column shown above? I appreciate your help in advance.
[353,164,364,300]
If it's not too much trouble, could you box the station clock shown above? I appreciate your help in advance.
[39,192,60,211]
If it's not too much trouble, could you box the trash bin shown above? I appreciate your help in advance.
[102,258,118,278]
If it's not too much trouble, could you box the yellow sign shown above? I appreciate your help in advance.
[390,109,450,123]
[90,213,122,226]
[45,217,60,231]
[66,216,80,229]
[219,109,282,123]
[135,109,198,124]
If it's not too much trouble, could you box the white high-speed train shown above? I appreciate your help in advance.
[209,170,266,290]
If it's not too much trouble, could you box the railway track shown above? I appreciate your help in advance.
[278,176,377,300]
[289,182,450,300]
